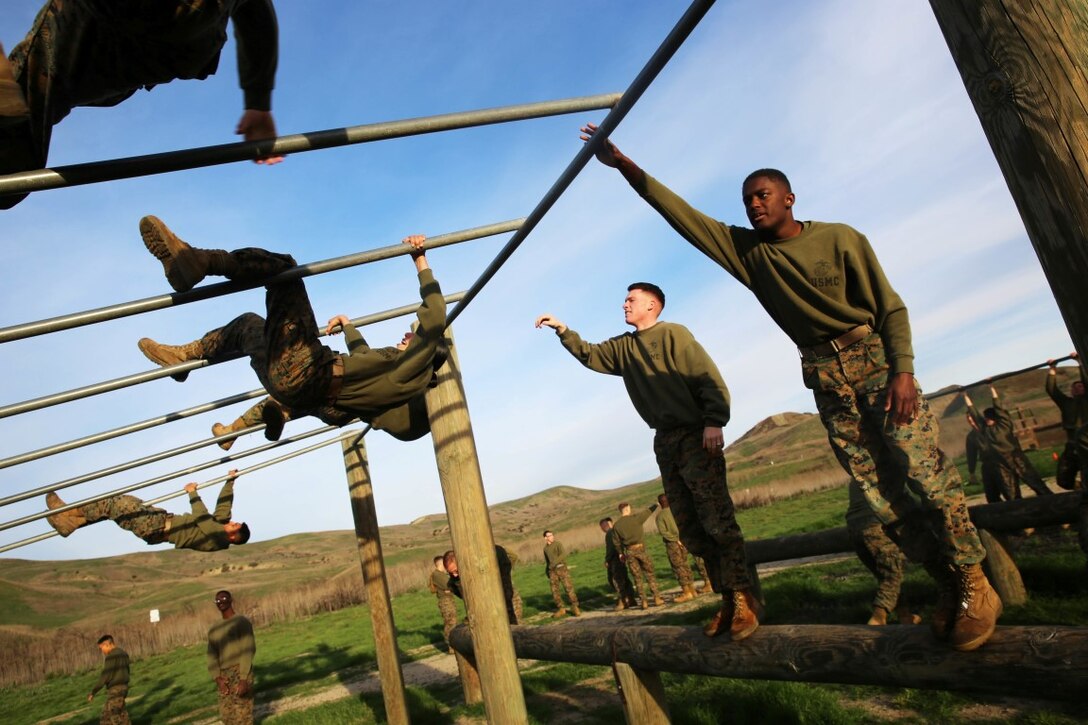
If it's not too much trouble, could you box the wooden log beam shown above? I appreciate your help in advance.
[450,622,1088,702]
[613,663,670,725]
[928,1,1088,358]
[745,492,1080,565]
[424,331,527,722]
[341,436,409,725]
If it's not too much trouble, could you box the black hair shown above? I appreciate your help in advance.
[97,634,114,645]
[543,530,553,537]
[234,523,251,545]
[744,168,792,192]
[599,517,613,526]
[627,282,665,309]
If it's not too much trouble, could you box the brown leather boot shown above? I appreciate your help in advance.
[640,598,648,610]
[674,584,697,603]
[949,564,1003,652]
[703,589,760,640]
[552,608,567,618]
[695,582,711,595]
[45,492,87,537]
[652,594,665,607]
[211,418,249,451]
[867,606,889,626]
[138,337,204,382]
[571,604,581,617]
[613,600,626,612]
[140,215,211,292]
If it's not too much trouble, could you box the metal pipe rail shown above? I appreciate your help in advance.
[0,291,465,468]
[0,94,621,200]
[0,426,370,554]
[0,219,517,345]
[924,354,1077,400]
[445,0,717,327]
[0,290,468,420]
[0,422,341,534]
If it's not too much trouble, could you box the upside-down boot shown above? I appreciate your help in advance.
[138,337,205,382]
[261,399,288,441]
[211,418,250,451]
[45,491,88,537]
[949,564,1002,652]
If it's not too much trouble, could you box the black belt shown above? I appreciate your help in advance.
[798,324,873,361]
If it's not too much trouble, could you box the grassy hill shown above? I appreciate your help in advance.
[0,364,1076,635]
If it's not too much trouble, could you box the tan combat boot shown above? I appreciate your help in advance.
[571,604,581,617]
[949,564,1002,652]
[138,337,205,382]
[674,584,697,603]
[867,606,889,626]
[45,492,87,537]
[703,588,760,640]
[552,607,567,618]
[652,594,665,607]
[140,215,212,293]
[211,418,249,451]
[695,581,711,595]
[613,599,626,612]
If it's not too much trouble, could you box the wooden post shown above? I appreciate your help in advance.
[341,434,410,725]
[978,530,1028,606]
[613,662,671,725]
[928,1,1088,358]
[424,331,528,723]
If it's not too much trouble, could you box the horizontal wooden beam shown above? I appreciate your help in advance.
[450,622,1088,702]
[745,491,1081,565]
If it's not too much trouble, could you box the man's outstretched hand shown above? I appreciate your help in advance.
[236,110,285,165]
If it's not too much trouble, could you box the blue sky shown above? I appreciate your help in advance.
[0,1,1074,561]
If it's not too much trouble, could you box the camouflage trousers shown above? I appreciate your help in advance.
[663,540,694,587]
[497,564,522,625]
[5,0,228,177]
[980,459,1019,504]
[217,665,254,725]
[1013,453,1052,497]
[654,426,750,591]
[802,333,985,567]
[100,684,130,725]
[547,565,578,609]
[436,593,458,642]
[846,485,906,612]
[606,555,637,604]
[1055,439,1082,491]
[82,495,168,544]
[189,248,341,414]
[622,545,660,601]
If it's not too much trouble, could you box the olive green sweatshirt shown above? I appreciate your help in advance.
[335,268,446,418]
[207,614,256,680]
[655,507,680,543]
[604,528,621,562]
[430,569,452,598]
[557,322,730,430]
[613,505,658,547]
[92,648,130,694]
[965,400,1018,461]
[1046,370,1088,438]
[543,541,568,571]
[635,174,915,375]
[165,481,235,552]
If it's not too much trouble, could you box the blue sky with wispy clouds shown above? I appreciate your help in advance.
[0,1,1073,560]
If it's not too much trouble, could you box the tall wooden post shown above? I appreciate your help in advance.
[424,331,528,723]
[613,663,671,725]
[342,434,410,725]
[929,1,1088,358]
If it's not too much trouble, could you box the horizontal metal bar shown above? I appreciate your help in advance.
[0,219,514,345]
[0,426,370,554]
[445,0,715,327]
[0,93,620,199]
[0,290,467,420]
[924,354,1077,400]
[0,423,339,533]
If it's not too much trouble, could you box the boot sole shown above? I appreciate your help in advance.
[731,620,759,641]
[140,215,203,293]
[138,338,190,382]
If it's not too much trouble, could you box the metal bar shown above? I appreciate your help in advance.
[0,291,467,420]
[0,94,620,199]
[924,354,1077,400]
[445,0,716,327]
[0,426,370,553]
[0,424,336,533]
[0,220,515,345]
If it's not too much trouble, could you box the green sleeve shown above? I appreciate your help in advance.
[635,174,752,288]
[343,323,368,353]
[212,480,235,523]
[677,330,731,427]
[856,235,914,375]
[1046,372,1062,403]
[237,618,256,680]
[188,491,210,520]
[207,635,220,678]
[635,504,658,525]
[91,660,111,694]
[966,432,978,473]
[655,512,667,537]
[412,269,447,344]
[557,328,624,375]
[232,0,278,110]
[965,403,984,429]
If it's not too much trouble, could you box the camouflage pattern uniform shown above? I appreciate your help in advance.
[4,0,277,182]
[663,540,694,587]
[217,665,254,725]
[208,613,255,725]
[1046,368,1088,491]
[613,508,662,603]
[92,647,130,725]
[448,546,521,625]
[604,527,637,606]
[101,685,130,725]
[81,495,170,544]
[543,540,579,610]
[655,427,751,592]
[429,569,458,642]
[846,484,906,613]
[802,334,984,568]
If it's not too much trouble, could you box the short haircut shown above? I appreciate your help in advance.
[433,555,444,565]
[617,502,629,512]
[983,408,997,421]
[744,168,792,192]
[657,493,668,505]
[97,634,114,645]
[599,517,613,526]
[216,589,232,600]
[443,550,457,570]
[628,282,665,309]
[543,530,553,537]
[235,522,251,545]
